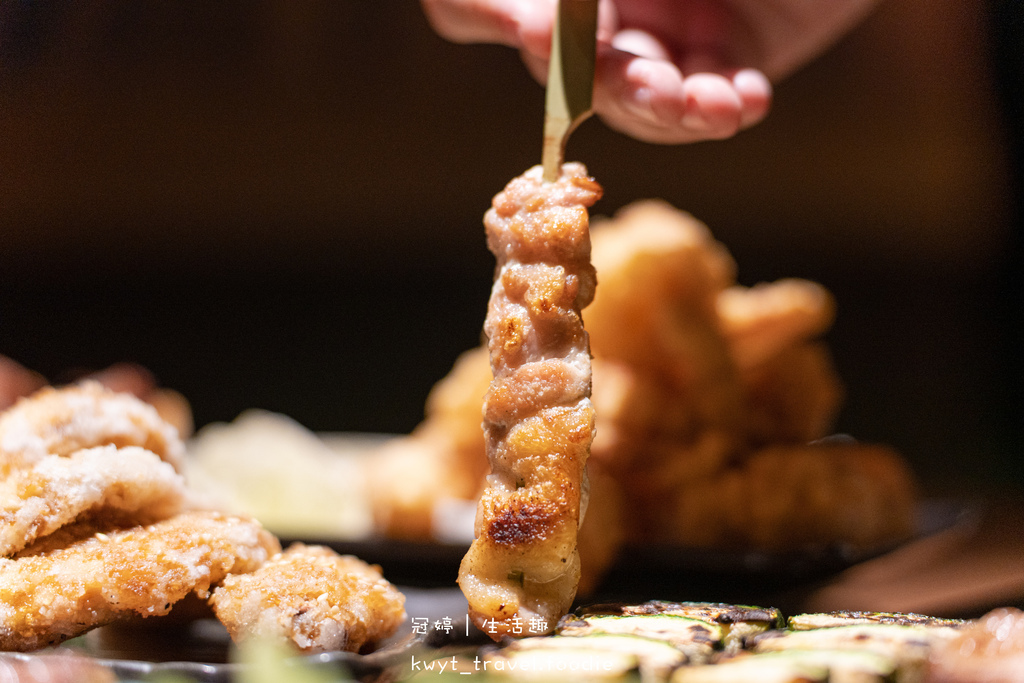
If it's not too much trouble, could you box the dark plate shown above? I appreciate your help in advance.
[1,616,424,683]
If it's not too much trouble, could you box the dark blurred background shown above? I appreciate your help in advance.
[0,1,1020,494]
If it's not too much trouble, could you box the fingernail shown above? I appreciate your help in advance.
[626,86,659,123]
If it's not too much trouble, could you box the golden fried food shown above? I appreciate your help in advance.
[717,279,835,372]
[589,358,697,448]
[0,445,187,557]
[0,382,185,474]
[83,362,194,439]
[366,432,463,540]
[0,510,279,651]
[667,443,917,550]
[210,543,406,654]
[741,342,844,447]
[458,163,601,639]
[421,345,495,491]
[586,201,744,440]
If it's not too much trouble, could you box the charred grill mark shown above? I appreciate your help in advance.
[486,502,555,547]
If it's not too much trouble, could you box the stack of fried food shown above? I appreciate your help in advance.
[0,381,405,655]
[368,200,918,589]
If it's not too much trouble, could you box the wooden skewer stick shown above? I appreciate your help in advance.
[541,0,599,183]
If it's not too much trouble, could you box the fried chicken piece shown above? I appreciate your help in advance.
[585,201,744,440]
[0,445,187,557]
[717,279,836,373]
[589,360,742,493]
[0,382,185,474]
[210,544,406,654]
[422,346,494,488]
[668,443,917,551]
[0,510,279,651]
[589,358,697,450]
[741,342,844,446]
[84,363,194,439]
[458,163,601,639]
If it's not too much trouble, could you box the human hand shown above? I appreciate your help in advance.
[422,0,879,143]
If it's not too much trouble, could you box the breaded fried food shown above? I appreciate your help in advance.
[84,362,195,439]
[585,201,744,440]
[458,163,601,638]
[211,543,406,654]
[717,279,836,372]
[0,445,187,557]
[0,510,279,651]
[0,381,185,473]
[668,443,917,550]
[741,342,844,446]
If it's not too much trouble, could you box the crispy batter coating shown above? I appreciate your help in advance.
[459,163,601,639]
[84,363,195,439]
[0,510,279,651]
[423,346,494,490]
[586,202,744,439]
[210,544,406,654]
[366,432,463,541]
[0,382,185,474]
[0,445,187,557]
[668,443,917,550]
[741,342,844,446]
[717,279,835,372]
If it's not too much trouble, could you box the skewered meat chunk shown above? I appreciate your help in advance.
[458,163,601,638]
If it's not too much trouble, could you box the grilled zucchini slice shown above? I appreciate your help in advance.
[483,645,639,679]
[787,611,966,631]
[580,601,783,652]
[556,614,723,664]
[671,650,896,683]
[752,623,959,682]
[671,652,828,683]
[500,634,686,682]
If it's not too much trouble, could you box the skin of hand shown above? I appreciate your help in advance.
[421,0,880,143]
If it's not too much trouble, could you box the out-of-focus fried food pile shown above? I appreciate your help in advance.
[368,200,918,589]
[0,380,405,656]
